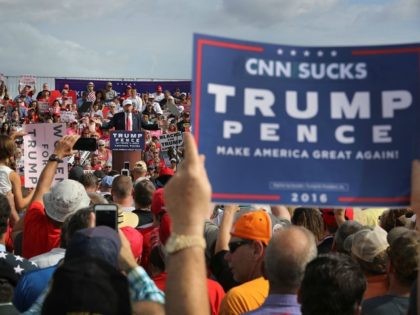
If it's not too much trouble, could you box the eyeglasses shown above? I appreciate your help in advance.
[228,240,251,253]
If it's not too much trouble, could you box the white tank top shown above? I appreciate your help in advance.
[0,165,13,194]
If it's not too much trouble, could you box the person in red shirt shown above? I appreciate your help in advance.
[90,154,103,171]
[148,186,226,314]
[149,244,225,315]
[19,135,91,259]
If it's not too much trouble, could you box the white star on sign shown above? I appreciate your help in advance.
[303,50,310,57]
[331,50,338,57]
[317,51,324,57]
[290,50,297,56]
[277,48,283,55]
[14,264,24,275]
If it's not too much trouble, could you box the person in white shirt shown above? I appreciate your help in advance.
[142,94,163,115]
[152,85,165,103]
[127,88,143,112]
[103,82,117,103]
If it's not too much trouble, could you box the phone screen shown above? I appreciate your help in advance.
[94,204,118,229]
[121,169,130,176]
[124,161,130,169]
[73,138,98,151]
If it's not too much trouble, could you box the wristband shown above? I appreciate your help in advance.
[48,154,63,163]
[165,233,206,254]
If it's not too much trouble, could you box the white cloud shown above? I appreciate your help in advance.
[0,0,419,79]
[0,22,127,77]
[383,0,420,19]
[0,0,130,23]
[222,0,339,27]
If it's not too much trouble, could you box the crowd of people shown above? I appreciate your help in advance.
[0,78,419,314]
[0,79,191,179]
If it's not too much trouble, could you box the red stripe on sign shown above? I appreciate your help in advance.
[338,196,410,203]
[352,47,420,56]
[213,193,281,201]
[194,39,204,146]
[194,38,264,146]
[198,39,264,53]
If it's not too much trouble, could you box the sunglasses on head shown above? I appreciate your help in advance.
[228,240,252,253]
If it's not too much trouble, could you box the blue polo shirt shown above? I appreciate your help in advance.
[244,294,301,315]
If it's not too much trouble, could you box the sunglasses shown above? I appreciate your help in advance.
[228,240,251,253]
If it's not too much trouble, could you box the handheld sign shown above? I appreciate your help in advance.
[19,75,36,86]
[60,111,76,123]
[167,101,180,117]
[110,131,145,151]
[23,123,68,188]
[159,131,184,150]
[192,34,420,207]
[38,102,50,113]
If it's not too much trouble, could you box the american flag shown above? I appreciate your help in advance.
[0,251,38,279]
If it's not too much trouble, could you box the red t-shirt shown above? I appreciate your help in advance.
[152,272,225,315]
[137,226,159,270]
[22,201,61,259]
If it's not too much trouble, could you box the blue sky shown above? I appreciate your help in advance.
[0,0,419,79]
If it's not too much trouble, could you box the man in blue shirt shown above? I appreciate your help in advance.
[245,226,317,315]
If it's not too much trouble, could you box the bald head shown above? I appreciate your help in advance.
[264,226,317,294]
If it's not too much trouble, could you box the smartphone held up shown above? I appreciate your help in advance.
[94,204,118,230]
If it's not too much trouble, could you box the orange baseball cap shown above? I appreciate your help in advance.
[230,210,272,245]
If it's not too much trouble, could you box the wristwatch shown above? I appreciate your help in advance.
[48,154,64,163]
[165,233,206,255]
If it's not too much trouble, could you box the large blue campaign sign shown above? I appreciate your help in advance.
[110,131,145,151]
[192,34,420,207]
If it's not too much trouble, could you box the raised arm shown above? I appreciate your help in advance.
[31,135,79,203]
[164,133,211,315]
[215,205,239,253]
[9,172,34,211]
